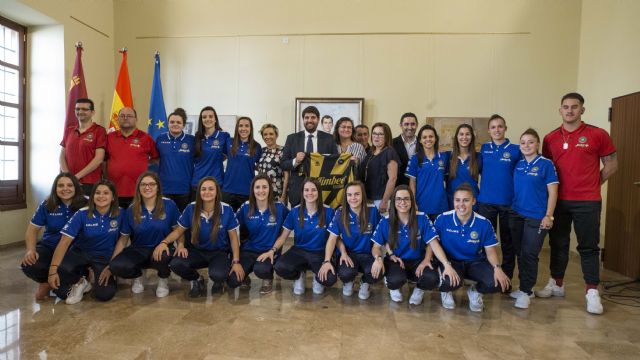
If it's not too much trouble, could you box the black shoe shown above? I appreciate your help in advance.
[240,276,252,290]
[189,277,205,298]
[211,281,224,294]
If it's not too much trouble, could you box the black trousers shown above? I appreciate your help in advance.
[21,243,55,283]
[55,247,117,301]
[477,203,515,279]
[227,250,276,289]
[166,193,190,212]
[549,200,602,285]
[169,248,230,284]
[509,212,547,294]
[337,252,381,284]
[274,246,337,287]
[384,258,439,290]
[438,259,502,294]
[110,246,172,279]
[221,192,249,212]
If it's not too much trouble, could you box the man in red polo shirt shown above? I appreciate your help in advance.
[60,98,107,196]
[538,93,618,314]
[106,107,159,208]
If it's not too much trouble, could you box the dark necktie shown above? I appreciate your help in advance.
[306,134,314,153]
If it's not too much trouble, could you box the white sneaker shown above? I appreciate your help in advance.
[66,277,91,305]
[156,278,169,298]
[586,289,603,315]
[342,281,354,296]
[535,278,565,298]
[389,289,403,303]
[131,276,144,294]
[409,288,425,305]
[312,277,325,295]
[510,289,535,299]
[293,272,306,295]
[440,291,455,309]
[358,282,370,300]
[467,285,484,312]
[514,292,531,309]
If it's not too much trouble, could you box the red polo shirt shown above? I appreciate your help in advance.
[542,121,616,201]
[60,122,107,185]
[106,129,159,197]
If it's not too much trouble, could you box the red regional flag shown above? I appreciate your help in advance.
[109,48,134,131]
[63,42,88,139]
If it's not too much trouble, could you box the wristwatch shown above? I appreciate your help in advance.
[493,264,502,269]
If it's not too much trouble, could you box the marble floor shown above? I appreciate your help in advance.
[1,246,639,360]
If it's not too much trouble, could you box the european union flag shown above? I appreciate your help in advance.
[147,52,167,141]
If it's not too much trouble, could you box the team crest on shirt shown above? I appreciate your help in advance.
[179,142,191,153]
[438,160,444,167]
[110,220,118,228]
[269,215,276,223]
[366,223,373,233]
[531,167,539,173]
[133,138,140,144]
[159,213,166,220]
[83,133,94,142]
[503,152,511,159]
[576,136,590,148]
[213,139,220,147]
[470,231,479,240]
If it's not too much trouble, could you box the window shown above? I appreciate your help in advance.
[0,16,26,211]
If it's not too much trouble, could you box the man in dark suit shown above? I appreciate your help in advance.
[282,106,338,206]
[391,112,418,187]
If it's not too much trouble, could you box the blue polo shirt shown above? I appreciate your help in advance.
[121,198,180,248]
[405,152,450,215]
[434,210,498,262]
[446,152,482,202]
[236,201,289,252]
[178,202,239,251]
[327,205,381,254]
[283,205,334,252]
[478,140,521,205]
[156,132,196,195]
[371,212,437,261]
[512,155,559,220]
[193,130,230,187]
[30,201,77,249]
[61,207,124,258]
[222,140,262,196]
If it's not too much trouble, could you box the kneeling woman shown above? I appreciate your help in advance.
[509,129,558,309]
[234,174,289,294]
[267,178,335,295]
[22,173,85,300]
[164,177,243,297]
[370,185,459,305]
[48,179,124,304]
[109,172,181,298]
[434,183,511,312]
[318,181,382,300]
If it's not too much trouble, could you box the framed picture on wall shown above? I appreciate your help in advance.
[425,117,490,151]
[295,97,364,133]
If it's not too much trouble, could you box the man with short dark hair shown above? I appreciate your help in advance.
[60,98,107,196]
[106,107,159,208]
[282,106,338,206]
[392,112,418,187]
[538,92,618,315]
[355,124,371,153]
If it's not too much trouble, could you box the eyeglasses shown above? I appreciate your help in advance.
[119,114,136,119]
[140,182,157,188]
[394,197,411,203]
[75,107,91,112]
[372,132,385,137]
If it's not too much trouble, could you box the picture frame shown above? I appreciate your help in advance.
[425,117,490,151]
[295,97,364,133]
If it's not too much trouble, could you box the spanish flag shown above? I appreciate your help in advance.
[109,48,134,131]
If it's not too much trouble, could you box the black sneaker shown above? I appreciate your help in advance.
[211,281,224,294]
[189,277,205,298]
[240,276,252,290]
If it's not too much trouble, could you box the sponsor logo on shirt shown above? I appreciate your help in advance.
[576,136,590,148]
[83,133,94,142]
[527,166,539,176]
[179,143,191,153]
[446,228,459,234]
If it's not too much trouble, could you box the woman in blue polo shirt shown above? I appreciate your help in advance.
[48,179,124,304]
[163,177,242,297]
[407,124,450,221]
[477,114,522,285]
[156,107,195,212]
[108,172,180,298]
[434,183,511,312]
[233,174,289,294]
[447,124,481,209]
[267,178,335,295]
[370,185,459,305]
[192,106,230,198]
[222,116,262,211]
[508,128,558,309]
[318,181,382,300]
[22,173,85,300]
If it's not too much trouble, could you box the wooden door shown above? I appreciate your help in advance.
[604,91,640,278]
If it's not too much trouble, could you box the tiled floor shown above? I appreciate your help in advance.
[1,246,639,359]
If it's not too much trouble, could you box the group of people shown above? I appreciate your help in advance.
[21,92,617,315]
